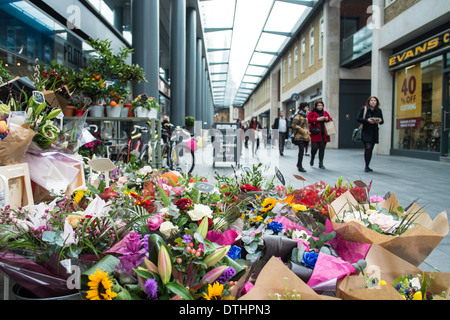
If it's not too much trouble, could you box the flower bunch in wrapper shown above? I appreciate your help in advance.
[78,131,106,158]
[215,163,274,205]
[25,94,62,150]
[361,267,448,300]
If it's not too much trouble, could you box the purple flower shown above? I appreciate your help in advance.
[181,234,193,245]
[217,267,236,284]
[144,278,158,300]
[117,232,147,275]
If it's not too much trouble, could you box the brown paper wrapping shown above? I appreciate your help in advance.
[0,123,35,166]
[328,191,449,266]
[239,256,339,300]
[337,244,450,300]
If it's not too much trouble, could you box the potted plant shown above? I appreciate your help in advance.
[72,68,110,117]
[76,38,146,118]
[31,59,75,113]
[185,116,195,132]
[131,94,160,118]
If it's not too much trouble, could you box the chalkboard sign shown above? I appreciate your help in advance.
[275,166,285,186]
[196,182,215,193]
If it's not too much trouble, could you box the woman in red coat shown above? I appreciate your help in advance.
[307,100,333,169]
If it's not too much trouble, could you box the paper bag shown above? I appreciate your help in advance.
[337,243,450,300]
[0,123,35,166]
[324,121,336,135]
[328,191,449,266]
[239,256,338,300]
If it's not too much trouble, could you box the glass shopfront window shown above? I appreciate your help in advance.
[393,56,443,152]
[87,0,132,43]
[0,0,92,78]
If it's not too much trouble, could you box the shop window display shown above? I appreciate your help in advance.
[393,56,443,152]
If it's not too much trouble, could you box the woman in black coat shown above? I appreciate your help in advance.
[357,96,384,172]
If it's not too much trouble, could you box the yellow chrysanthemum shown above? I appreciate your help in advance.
[85,269,117,300]
[72,190,87,206]
[249,215,263,223]
[291,204,307,212]
[203,282,224,300]
[261,198,277,212]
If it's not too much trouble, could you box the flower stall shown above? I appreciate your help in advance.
[0,154,448,302]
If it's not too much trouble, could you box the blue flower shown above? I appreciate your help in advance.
[267,221,283,233]
[227,245,242,260]
[301,251,319,269]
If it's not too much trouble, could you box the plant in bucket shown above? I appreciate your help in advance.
[132,93,160,118]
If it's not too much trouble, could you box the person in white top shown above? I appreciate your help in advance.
[272,111,288,155]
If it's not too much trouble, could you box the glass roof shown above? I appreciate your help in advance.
[199,0,318,107]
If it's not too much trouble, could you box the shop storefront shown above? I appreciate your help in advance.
[389,27,450,160]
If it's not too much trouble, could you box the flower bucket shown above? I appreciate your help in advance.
[134,106,147,118]
[106,105,122,117]
[63,105,75,117]
[121,106,128,117]
[12,284,82,301]
[75,109,85,117]
[148,108,158,119]
[89,105,104,117]
[124,104,133,117]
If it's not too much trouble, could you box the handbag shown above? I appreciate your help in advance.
[324,121,336,135]
[310,127,320,135]
[352,127,362,142]
[352,106,367,142]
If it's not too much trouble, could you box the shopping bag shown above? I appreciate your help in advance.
[324,121,336,135]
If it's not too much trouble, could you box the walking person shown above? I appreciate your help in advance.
[357,96,384,172]
[272,110,288,155]
[291,102,311,172]
[249,116,261,157]
[307,100,333,169]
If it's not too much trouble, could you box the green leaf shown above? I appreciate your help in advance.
[42,231,56,243]
[166,281,193,300]
[81,255,121,286]
[147,233,170,265]
[134,268,155,280]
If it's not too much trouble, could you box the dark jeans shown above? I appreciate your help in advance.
[311,140,327,165]
[296,140,309,169]
[279,132,288,153]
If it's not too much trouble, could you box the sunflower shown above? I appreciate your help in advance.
[261,198,277,212]
[203,282,224,300]
[85,269,118,300]
[72,190,87,207]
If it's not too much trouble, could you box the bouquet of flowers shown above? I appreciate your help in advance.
[25,92,62,150]
[0,184,151,299]
[328,189,449,266]
[337,243,450,300]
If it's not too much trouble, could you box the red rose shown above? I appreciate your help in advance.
[240,184,262,192]
[174,198,193,210]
